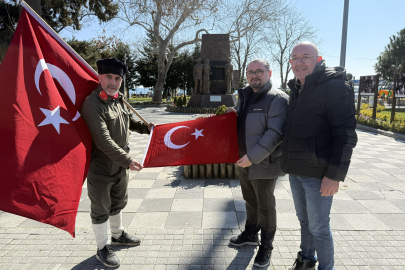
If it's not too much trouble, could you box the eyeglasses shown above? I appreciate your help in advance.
[246,69,268,78]
[290,56,316,64]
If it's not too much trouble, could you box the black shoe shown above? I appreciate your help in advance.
[96,245,120,268]
[111,231,141,246]
[253,245,272,268]
[289,252,317,270]
[229,231,259,246]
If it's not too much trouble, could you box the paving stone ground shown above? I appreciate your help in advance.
[1,107,404,270]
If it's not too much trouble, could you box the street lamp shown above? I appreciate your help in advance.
[340,0,349,67]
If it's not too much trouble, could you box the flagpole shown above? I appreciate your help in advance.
[20,1,149,124]
[122,99,149,125]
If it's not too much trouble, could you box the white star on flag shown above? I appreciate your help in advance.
[38,106,69,134]
[191,128,204,139]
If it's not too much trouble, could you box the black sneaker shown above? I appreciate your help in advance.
[111,231,141,246]
[96,245,120,268]
[289,251,317,270]
[253,245,272,268]
[229,231,259,246]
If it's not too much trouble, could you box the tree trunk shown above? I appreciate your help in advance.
[153,74,164,102]
[25,0,41,15]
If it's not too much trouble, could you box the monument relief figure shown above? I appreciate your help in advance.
[225,58,233,94]
[202,59,211,95]
[193,58,203,95]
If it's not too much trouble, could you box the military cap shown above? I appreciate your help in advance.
[96,57,128,78]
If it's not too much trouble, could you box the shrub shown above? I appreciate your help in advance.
[215,105,227,116]
[176,96,183,107]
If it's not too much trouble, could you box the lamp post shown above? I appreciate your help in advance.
[340,0,349,67]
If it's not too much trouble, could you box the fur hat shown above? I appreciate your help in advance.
[96,57,128,77]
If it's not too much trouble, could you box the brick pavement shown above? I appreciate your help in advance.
[0,107,404,270]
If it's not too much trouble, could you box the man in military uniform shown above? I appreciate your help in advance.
[81,57,155,268]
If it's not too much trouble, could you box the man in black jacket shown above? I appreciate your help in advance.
[281,42,357,270]
[227,59,288,268]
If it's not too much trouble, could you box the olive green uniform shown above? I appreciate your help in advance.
[81,85,149,224]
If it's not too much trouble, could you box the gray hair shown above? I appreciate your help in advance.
[246,58,270,71]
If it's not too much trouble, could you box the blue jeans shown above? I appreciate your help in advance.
[289,174,335,270]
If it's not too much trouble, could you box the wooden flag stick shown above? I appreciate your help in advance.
[122,99,149,125]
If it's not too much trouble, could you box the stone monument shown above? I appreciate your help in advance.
[202,59,211,95]
[193,58,203,94]
[188,34,238,108]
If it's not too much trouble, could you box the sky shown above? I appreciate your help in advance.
[60,0,405,90]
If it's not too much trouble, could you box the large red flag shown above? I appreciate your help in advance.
[0,4,99,237]
[142,113,239,167]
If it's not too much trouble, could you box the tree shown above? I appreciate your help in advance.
[116,0,286,102]
[0,0,118,63]
[266,8,319,89]
[134,34,199,98]
[375,28,405,81]
[133,32,159,92]
[226,0,286,89]
[347,72,354,89]
[231,29,261,89]
[0,1,19,62]
[67,35,137,95]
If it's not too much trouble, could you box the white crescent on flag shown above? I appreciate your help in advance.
[34,59,81,122]
[164,126,190,149]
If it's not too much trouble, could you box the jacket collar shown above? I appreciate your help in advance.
[95,84,123,103]
[239,80,273,100]
[287,61,326,94]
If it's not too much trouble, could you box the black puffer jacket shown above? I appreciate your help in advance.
[236,81,289,180]
[280,65,357,181]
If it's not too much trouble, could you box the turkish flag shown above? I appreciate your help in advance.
[0,6,98,237]
[142,113,239,167]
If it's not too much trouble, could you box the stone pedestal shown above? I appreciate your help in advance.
[187,94,237,108]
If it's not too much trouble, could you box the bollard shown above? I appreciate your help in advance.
[220,163,226,178]
[184,165,191,178]
[234,163,239,178]
[206,164,213,178]
[213,164,219,178]
[199,164,205,179]
[226,163,234,179]
[192,165,199,178]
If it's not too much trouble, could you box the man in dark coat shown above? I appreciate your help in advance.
[281,42,357,270]
[227,59,288,268]
[81,58,155,268]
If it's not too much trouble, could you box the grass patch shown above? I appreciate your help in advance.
[381,108,405,117]
[129,97,152,102]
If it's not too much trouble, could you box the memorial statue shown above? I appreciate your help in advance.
[193,58,203,95]
[202,59,211,95]
[225,57,233,94]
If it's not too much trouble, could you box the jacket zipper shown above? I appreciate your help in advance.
[284,89,299,172]
[244,92,257,177]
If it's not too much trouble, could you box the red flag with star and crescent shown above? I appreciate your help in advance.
[142,113,239,167]
[0,4,98,237]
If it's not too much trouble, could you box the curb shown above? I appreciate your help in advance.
[130,104,169,108]
[356,124,405,141]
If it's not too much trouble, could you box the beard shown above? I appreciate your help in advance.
[249,78,262,89]
[104,84,118,95]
